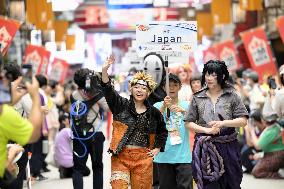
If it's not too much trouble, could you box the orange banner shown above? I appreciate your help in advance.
[241,27,277,80]
[66,35,76,50]
[215,40,241,71]
[54,20,69,42]
[276,16,284,44]
[49,58,69,84]
[24,45,50,75]
[211,0,232,24]
[203,47,217,63]
[196,12,213,40]
[240,0,262,11]
[0,16,21,55]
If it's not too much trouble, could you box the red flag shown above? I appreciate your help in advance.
[39,50,50,75]
[276,16,284,43]
[203,47,217,63]
[0,16,21,55]
[49,58,69,84]
[241,27,277,80]
[24,45,50,75]
[215,40,241,71]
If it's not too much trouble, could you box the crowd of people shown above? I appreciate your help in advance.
[0,54,284,189]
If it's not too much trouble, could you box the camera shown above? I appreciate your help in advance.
[267,76,277,89]
[21,64,33,83]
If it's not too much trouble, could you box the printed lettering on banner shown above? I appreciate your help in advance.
[25,50,41,75]
[248,36,270,66]
[136,21,197,58]
[0,17,20,55]
[0,27,12,53]
[220,47,238,70]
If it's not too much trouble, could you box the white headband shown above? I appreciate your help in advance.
[136,80,148,86]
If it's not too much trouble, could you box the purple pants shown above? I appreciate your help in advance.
[193,129,243,189]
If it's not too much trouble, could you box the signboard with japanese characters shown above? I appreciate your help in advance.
[136,21,197,65]
[24,45,50,75]
[241,27,277,78]
[49,58,69,84]
[215,40,240,71]
[0,16,21,55]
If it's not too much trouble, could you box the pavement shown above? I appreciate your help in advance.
[24,124,284,189]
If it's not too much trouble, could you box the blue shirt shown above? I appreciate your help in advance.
[153,101,192,164]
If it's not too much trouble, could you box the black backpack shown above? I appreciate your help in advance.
[70,92,103,136]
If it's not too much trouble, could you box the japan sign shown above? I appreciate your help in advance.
[136,21,197,58]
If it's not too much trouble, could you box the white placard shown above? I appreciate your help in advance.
[136,21,197,58]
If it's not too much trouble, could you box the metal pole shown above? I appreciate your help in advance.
[164,55,170,118]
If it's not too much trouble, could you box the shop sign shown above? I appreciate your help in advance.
[106,0,153,9]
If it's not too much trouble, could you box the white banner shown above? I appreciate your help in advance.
[136,21,197,59]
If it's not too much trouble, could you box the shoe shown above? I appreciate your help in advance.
[36,174,48,181]
[41,167,51,173]
[278,168,284,178]
[59,167,66,179]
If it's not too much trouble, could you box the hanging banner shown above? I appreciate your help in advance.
[215,40,241,71]
[203,47,217,63]
[39,50,51,75]
[276,16,284,43]
[0,16,21,55]
[24,45,50,75]
[136,21,197,59]
[49,58,69,84]
[241,27,277,78]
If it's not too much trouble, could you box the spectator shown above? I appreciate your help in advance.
[241,110,265,173]
[250,106,284,179]
[0,75,42,182]
[274,65,284,120]
[246,71,265,112]
[54,114,90,179]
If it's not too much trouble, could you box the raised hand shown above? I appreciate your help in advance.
[163,96,172,107]
[102,55,115,72]
[11,77,27,105]
[25,77,39,99]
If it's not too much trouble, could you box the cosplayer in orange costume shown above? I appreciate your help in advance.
[101,56,168,189]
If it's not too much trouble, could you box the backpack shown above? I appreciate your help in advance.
[70,92,103,136]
